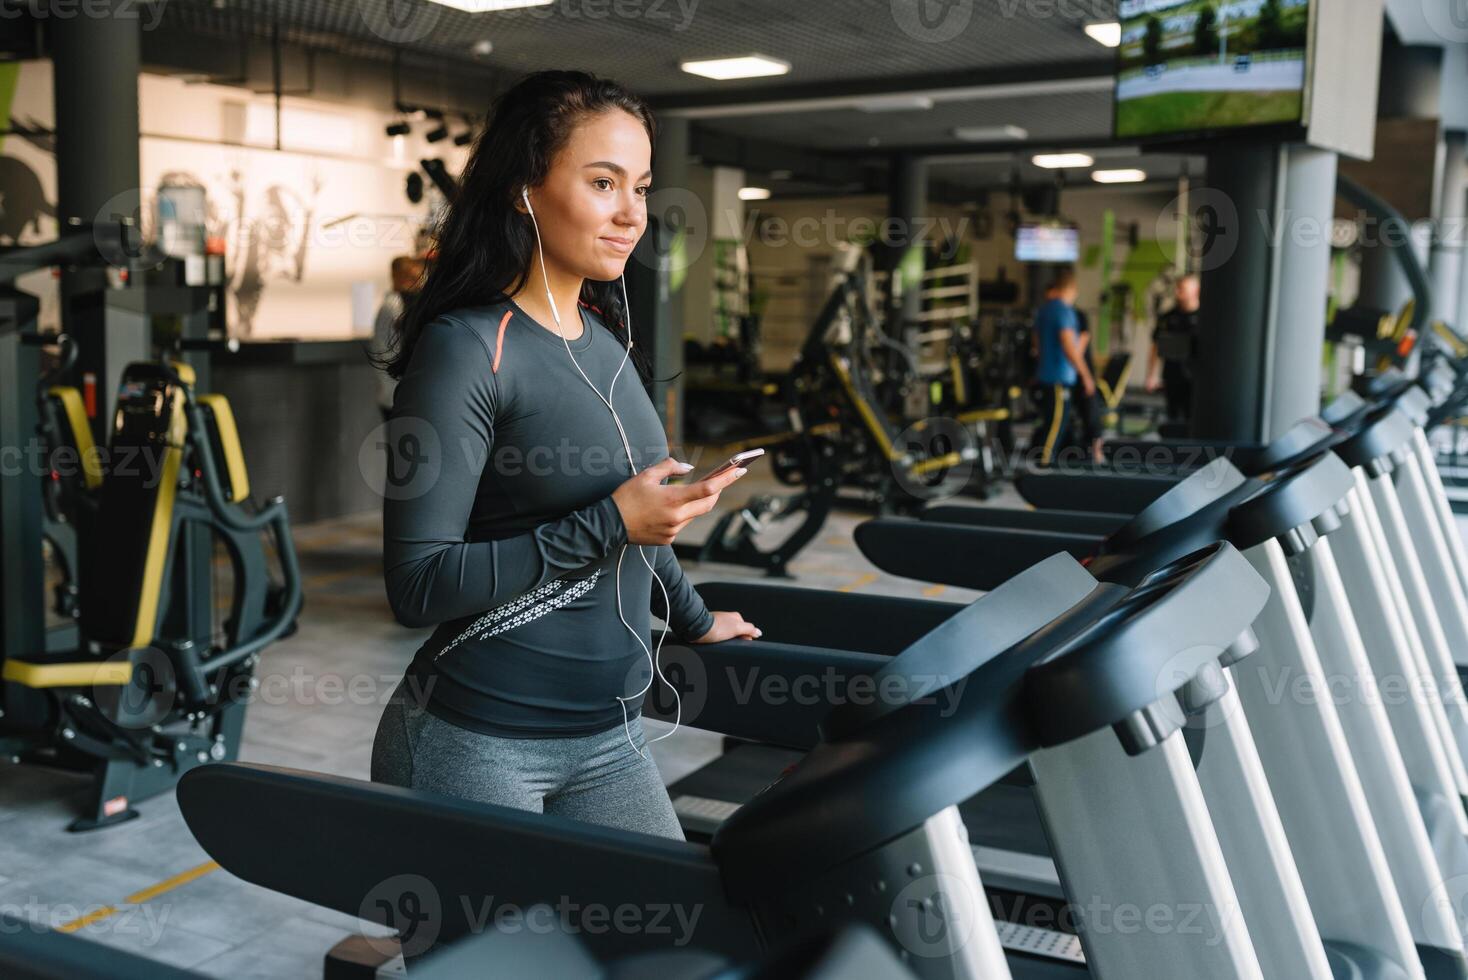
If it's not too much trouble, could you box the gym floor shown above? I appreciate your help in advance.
[0,455,989,978]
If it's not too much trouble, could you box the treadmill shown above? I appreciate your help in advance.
[859,446,1468,978]
[0,911,914,980]
[178,545,1273,979]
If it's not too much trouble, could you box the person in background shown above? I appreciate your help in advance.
[1031,267,1095,467]
[371,256,425,419]
[1146,273,1200,424]
[1070,305,1105,463]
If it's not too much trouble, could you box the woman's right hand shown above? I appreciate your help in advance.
[612,457,748,546]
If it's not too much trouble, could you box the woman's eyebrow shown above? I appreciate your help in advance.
[584,161,653,181]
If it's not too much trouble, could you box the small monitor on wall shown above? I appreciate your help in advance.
[1015,224,1080,263]
[1113,0,1312,141]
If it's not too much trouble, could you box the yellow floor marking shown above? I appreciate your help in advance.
[838,573,878,593]
[56,860,221,933]
[922,584,946,597]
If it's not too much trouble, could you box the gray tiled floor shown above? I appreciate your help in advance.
[0,457,986,977]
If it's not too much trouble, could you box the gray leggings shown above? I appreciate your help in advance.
[370,680,685,841]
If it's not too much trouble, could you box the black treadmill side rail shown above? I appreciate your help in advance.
[179,763,758,960]
[712,544,1266,901]
[855,519,1103,592]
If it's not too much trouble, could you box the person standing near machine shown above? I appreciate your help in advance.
[370,255,425,420]
[1070,305,1105,462]
[1146,272,1200,424]
[1031,268,1095,466]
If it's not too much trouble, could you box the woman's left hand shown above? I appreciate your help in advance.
[691,611,762,644]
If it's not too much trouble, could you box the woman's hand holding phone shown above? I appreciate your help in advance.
[612,456,748,546]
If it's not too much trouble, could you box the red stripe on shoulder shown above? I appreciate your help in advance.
[492,310,512,374]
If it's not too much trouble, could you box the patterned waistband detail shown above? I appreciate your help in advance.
[433,571,602,662]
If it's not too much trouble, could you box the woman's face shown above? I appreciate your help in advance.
[527,109,651,283]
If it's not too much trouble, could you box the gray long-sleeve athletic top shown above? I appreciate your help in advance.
[383,299,714,737]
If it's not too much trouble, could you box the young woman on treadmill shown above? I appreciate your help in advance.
[371,71,760,840]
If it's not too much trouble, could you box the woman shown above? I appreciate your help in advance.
[371,71,759,841]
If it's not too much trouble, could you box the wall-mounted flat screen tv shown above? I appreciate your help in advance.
[1015,224,1080,263]
[1114,0,1312,140]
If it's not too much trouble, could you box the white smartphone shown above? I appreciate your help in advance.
[697,447,765,482]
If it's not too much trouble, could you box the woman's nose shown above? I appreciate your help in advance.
[613,191,645,227]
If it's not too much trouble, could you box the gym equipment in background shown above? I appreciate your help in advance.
[0,233,301,830]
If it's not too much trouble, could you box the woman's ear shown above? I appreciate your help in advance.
[513,186,530,214]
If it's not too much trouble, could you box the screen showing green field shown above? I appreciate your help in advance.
[1115,0,1309,138]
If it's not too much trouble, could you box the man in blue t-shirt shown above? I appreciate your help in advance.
[1031,268,1095,466]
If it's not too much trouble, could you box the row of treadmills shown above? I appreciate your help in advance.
[12,362,1468,979]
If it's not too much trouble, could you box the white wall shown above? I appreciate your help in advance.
[0,59,464,338]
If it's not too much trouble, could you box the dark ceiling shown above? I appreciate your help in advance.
[150,0,1185,195]
[694,86,1113,153]
[160,0,1115,94]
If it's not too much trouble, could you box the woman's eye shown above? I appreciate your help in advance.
[636,185,651,198]
[593,177,613,191]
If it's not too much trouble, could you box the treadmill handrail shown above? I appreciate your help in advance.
[694,581,961,655]
[179,762,756,957]
[639,639,888,751]
[711,542,1268,899]
[855,517,1102,592]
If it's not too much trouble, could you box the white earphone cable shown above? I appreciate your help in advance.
[523,188,681,759]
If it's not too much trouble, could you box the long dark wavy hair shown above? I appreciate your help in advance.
[383,70,658,381]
